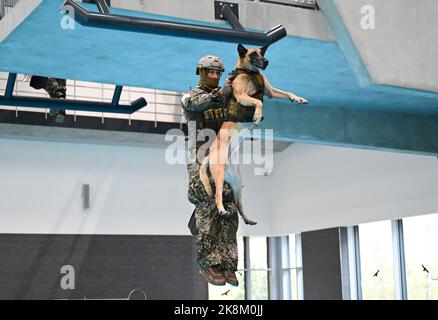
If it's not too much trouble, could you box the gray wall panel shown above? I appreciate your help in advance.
[301,228,343,300]
[0,234,207,300]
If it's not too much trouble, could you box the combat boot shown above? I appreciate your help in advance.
[222,270,239,287]
[199,266,226,286]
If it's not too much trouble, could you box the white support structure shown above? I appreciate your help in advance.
[295,233,304,300]
[243,236,251,300]
[280,236,292,300]
[392,219,408,300]
[347,225,362,299]
[267,237,282,300]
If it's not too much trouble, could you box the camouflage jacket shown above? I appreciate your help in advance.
[181,84,225,114]
[181,84,229,145]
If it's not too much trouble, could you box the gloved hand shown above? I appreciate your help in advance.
[210,88,225,103]
[222,79,233,98]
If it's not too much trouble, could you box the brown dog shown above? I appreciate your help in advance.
[200,44,308,224]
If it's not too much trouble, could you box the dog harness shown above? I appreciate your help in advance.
[226,68,265,123]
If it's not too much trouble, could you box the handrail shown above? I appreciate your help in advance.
[62,0,287,46]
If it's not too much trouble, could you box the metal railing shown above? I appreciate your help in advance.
[0,0,22,20]
[0,73,185,126]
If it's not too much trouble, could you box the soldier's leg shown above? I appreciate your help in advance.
[187,163,212,206]
[195,202,228,286]
[187,162,238,285]
[188,163,223,268]
[195,202,221,269]
[218,201,239,272]
[216,183,240,286]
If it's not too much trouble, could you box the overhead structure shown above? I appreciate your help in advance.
[62,0,287,46]
[219,3,245,31]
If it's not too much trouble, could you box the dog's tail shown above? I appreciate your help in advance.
[199,155,213,197]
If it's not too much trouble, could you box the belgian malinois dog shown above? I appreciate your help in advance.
[200,44,308,224]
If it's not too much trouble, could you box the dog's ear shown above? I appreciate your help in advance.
[238,44,248,58]
[260,45,269,57]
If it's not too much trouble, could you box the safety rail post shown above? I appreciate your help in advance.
[5,72,17,99]
[112,85,123,106]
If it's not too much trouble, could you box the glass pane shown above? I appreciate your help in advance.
[249,237,267,269]
[359,220,395,299]
[403,213,438,300]
[281,269,291,300]
[288,234,297,268]
[290,269,299,300]
[250,271,268,300]
[208,271,245,300]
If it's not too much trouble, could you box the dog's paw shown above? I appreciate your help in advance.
[219,210,232,218]
[291,96,308,104]
[253,114,263,125]
[244,218,258,225]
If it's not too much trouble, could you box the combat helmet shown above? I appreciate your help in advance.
[196,55,225,75]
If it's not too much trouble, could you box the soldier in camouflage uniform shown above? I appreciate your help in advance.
[181,55,239,286]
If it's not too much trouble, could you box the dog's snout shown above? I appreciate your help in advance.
[259,59,269,70]
[249,52,269,70]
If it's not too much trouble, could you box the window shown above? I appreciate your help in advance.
[403,213,438,299]
[208,237,269,300]
[208,235,303,300]
[280,234,303,300]
[208,236,270,300]
[248,236,269,300]
[358,220,395,299]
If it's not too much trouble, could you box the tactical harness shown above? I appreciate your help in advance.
[226,68,265,123]
[185,68,265,140]
[183,85,228,150]
[189,86,227,132]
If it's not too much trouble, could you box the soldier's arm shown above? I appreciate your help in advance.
[181,88,224,112]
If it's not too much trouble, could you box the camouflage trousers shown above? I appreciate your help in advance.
[187,163,239,272]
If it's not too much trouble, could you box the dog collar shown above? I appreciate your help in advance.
[234,67,260,74]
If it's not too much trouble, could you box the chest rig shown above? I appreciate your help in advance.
[226,68,265,123]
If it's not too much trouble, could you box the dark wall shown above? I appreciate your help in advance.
[301,227,345,300]
[0,234,207,300]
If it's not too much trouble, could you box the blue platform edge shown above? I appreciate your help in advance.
[0,0,438,154]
